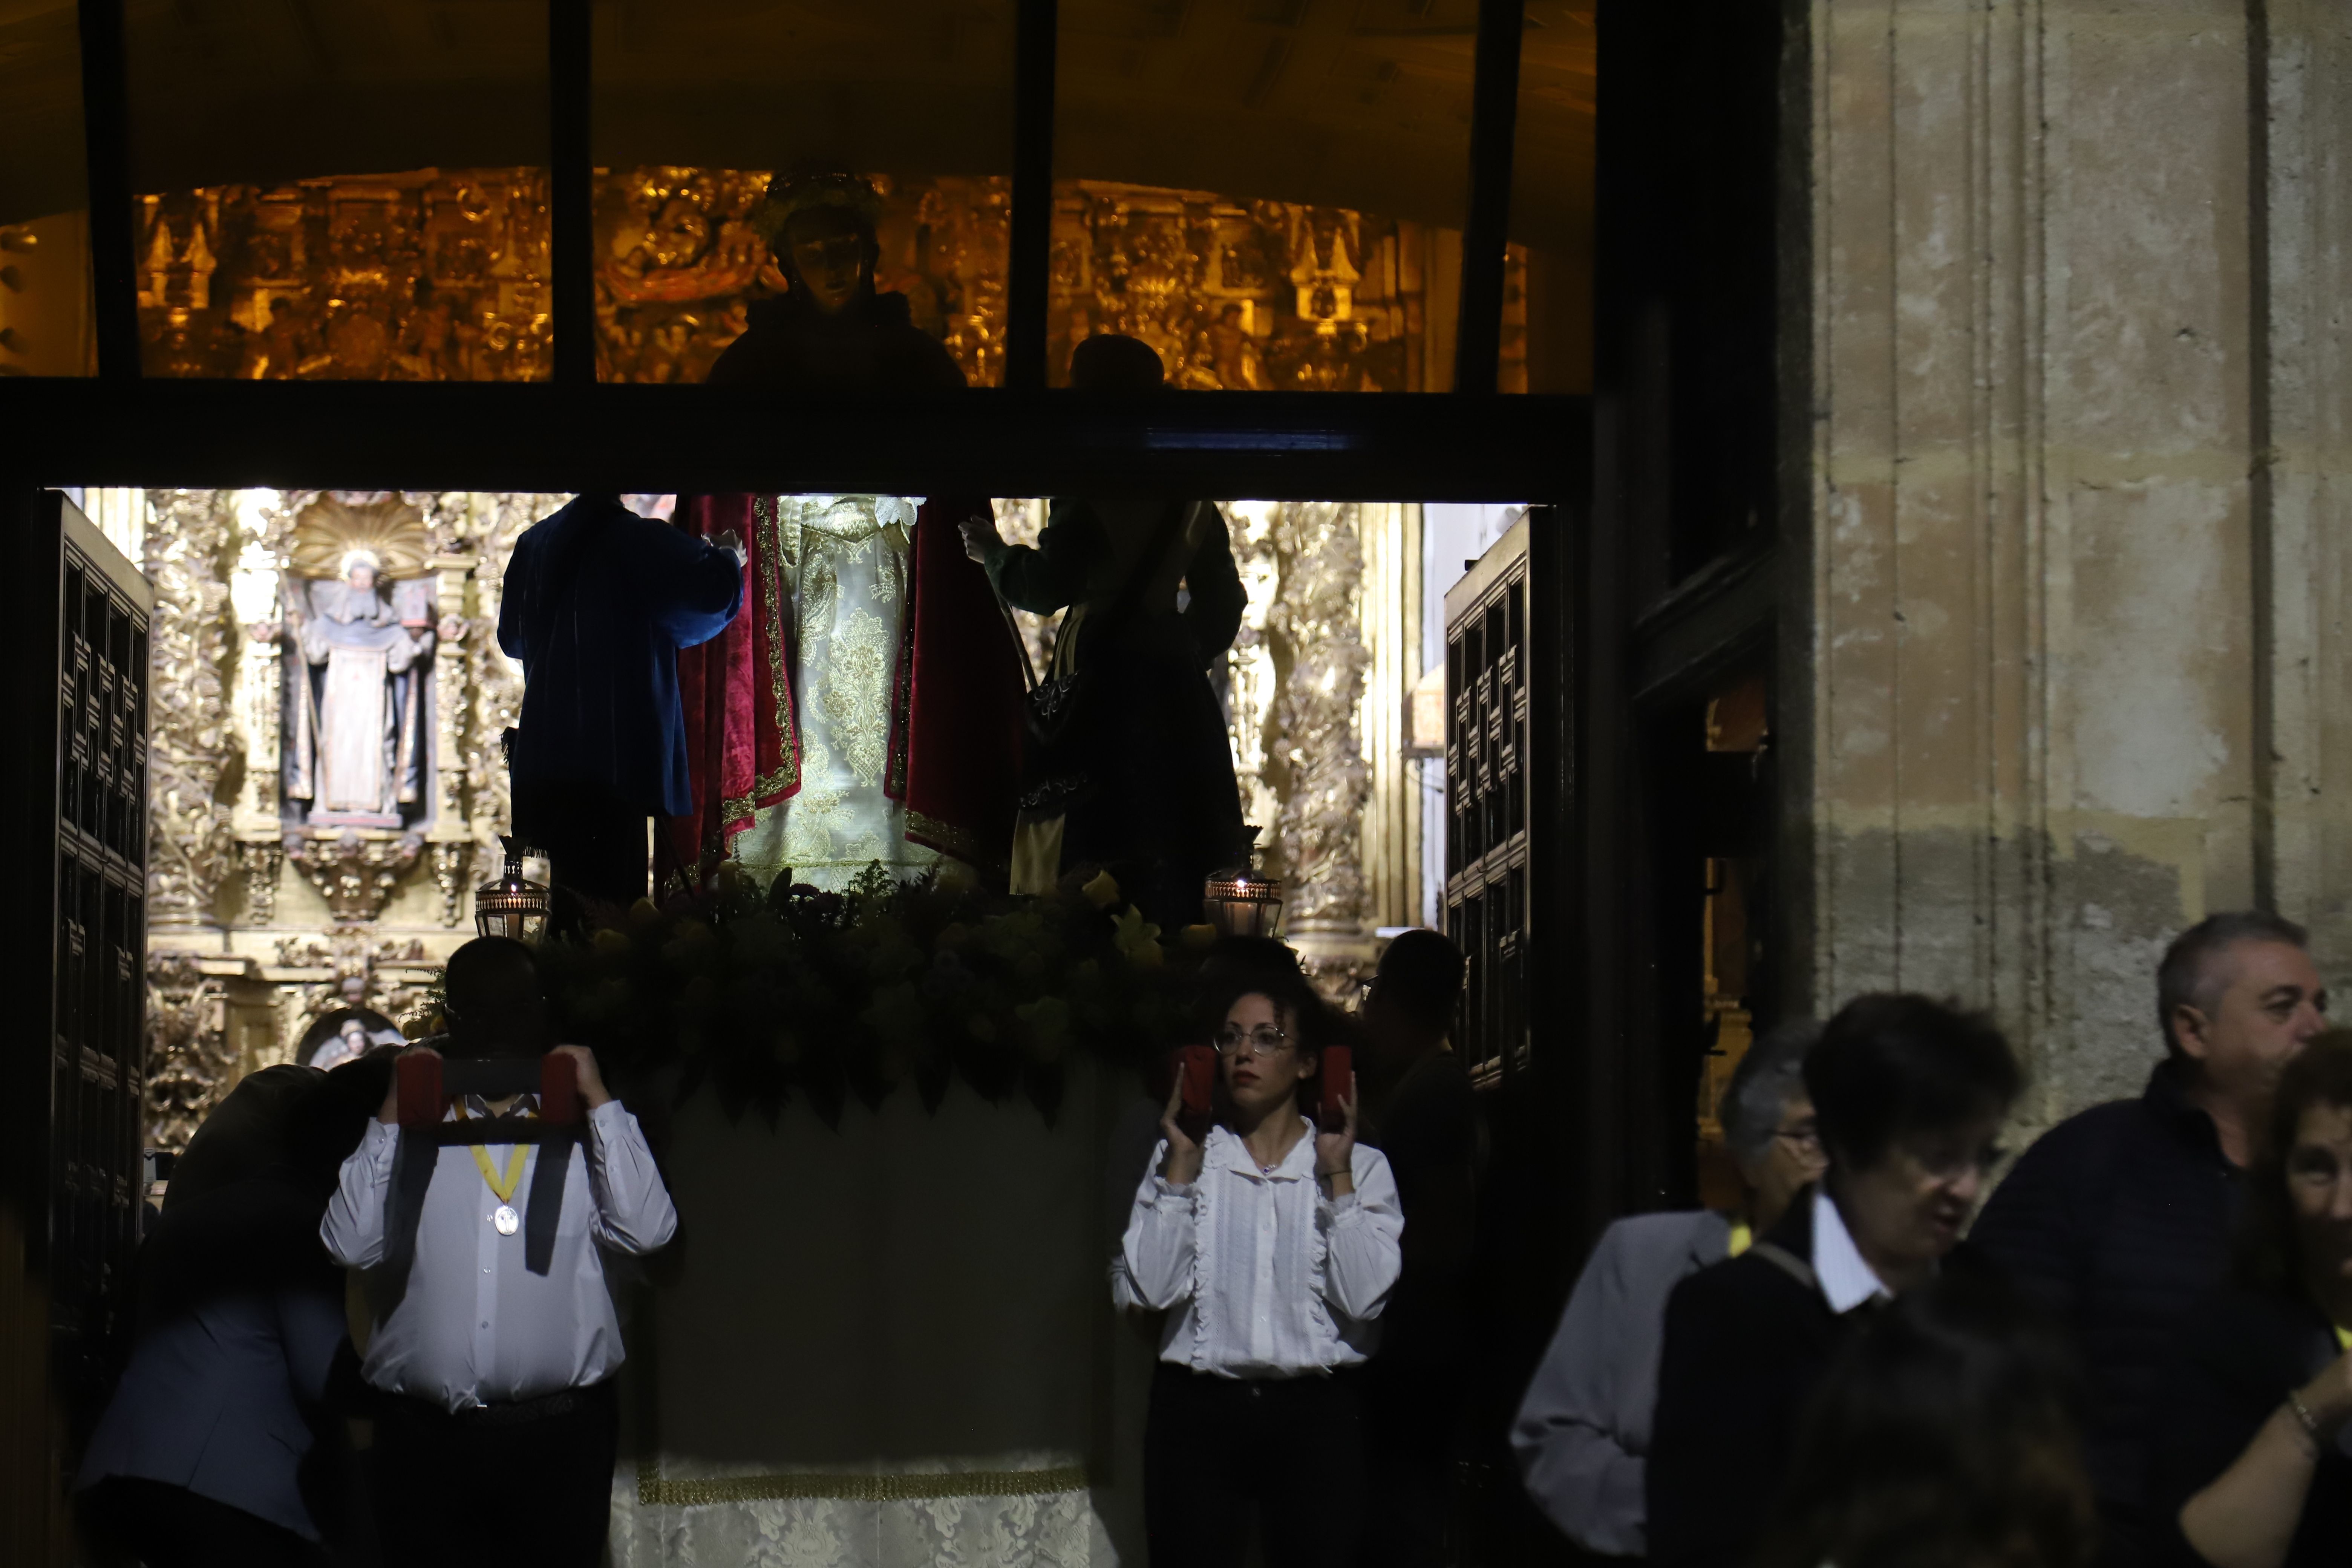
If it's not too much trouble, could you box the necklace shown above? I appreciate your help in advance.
[456,1101,529,1236]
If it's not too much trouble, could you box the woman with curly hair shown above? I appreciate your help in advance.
[1121,963,1404,1567]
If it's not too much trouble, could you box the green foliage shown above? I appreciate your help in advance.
[534,864,1208,1127]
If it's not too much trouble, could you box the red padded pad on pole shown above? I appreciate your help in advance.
[394,1053,444,1129]
[538,1052,580,1125]
[1316,1044,1354,1133]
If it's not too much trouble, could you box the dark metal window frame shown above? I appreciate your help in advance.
[7,0,1580,503]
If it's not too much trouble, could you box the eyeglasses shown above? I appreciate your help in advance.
[1774,1125,1824,1156]
[1214,1025,1291,1058]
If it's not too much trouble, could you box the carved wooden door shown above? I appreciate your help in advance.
[0,490,152,1564]
[1443,510,1566,1083]
[1442,507,1579,1564]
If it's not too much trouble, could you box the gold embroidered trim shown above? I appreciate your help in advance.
[635,1461,1089,1508]
[906,808,991,867]
[755,496,800,796]
[719,766,797,831]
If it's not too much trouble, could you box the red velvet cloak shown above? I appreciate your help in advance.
[656,493,1025,895]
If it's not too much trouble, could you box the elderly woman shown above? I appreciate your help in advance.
[1511,1020,1827,1556]
[1646,994,2024,1568]
[2151,1033,2352,1568]
[1122,963,1405,1568]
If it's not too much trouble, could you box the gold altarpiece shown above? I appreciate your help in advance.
[115,487,1428,1152]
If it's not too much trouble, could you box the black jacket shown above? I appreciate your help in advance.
[1969,1058,2240,1562]
[2148,1284,2350,1568]
[1646,1191,2004,1568]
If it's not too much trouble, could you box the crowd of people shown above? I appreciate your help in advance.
[65,909,2352,1567]
[1509,910,2342,1568]
[66,155,2352,1567]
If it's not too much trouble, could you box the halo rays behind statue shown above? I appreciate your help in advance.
[278,497,440,830]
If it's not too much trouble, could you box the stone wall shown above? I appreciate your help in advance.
[1801,0,2352,1133]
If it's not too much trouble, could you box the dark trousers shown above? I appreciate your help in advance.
[1359,1353,1462,1568]
[80,1476,329,1568]
[371,1380,618,1568]
[1144,1362,1366,1568]
[513,777,649,908]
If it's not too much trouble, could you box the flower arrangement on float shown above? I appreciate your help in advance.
[514,860,1222,1127]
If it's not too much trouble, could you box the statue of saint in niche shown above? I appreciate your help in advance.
[272,498,444,830]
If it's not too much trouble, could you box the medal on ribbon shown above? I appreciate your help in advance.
[457,1102,529,1236]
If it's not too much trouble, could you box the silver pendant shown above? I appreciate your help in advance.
[492,1204,520,1236]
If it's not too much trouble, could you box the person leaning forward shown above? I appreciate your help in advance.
[1512,1018,1825,1557]
[1971,912,2329,1568]
[321,936,677,1568]
[1645,994,2024,1568]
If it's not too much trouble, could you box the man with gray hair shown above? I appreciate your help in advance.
[1510,1020,1826,1556]
[1971,911,2328,1568]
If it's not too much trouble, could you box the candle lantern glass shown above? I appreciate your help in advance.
[474,835,551,943]
[1203,826,1284,940]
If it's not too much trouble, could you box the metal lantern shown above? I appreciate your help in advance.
[474,835,551,942]
[1203,826,1283,940]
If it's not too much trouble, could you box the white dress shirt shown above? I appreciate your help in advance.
[1811,1187,1894,1313]
[1121,1119,1404,1378]
[322,1095,678,1412]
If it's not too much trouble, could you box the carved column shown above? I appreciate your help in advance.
[462,494,543,867]
[144,489,237,932]
[427,553,479,923]
[1263,502,1373,934]
[227,519,286,923]
[146,954,232,1153]
[1227,502,1377,993]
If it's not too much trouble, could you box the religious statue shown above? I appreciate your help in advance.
[260,498,448,831]
[660,170,1025,894]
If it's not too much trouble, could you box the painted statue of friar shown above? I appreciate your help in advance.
[658,170,1024,895]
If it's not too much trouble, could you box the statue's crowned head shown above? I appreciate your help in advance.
[752,168,882,318]
[338,547,382,593]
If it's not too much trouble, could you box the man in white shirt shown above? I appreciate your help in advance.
[322,936,676,1568]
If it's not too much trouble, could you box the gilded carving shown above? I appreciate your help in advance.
[1228,504,1372,934]
[145,490,238,929]
[431,841,473,927]
[235,840,284,925]
[461,493,542,860]
[135,173,553,380]
[146,953,233,1154]
[134,165,1519,392]
[270,933,439,1063]
[286,829,426,925]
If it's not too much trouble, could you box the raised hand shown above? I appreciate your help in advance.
[1313,1088,1358,1199]
[1158,1072,1204,1187]
[958,516,1004,564]
[550,1044,613,1110]
[378,1043,441,1124]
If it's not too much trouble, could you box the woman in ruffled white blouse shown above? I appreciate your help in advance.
[1121,967,1407,1567]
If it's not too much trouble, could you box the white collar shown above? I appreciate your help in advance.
[1206,1119,1317,1180]
[1810,1187,1894,1314]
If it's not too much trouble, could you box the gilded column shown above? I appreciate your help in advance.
[144,489,237,933]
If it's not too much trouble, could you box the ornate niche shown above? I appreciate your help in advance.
[137,487,542,1148]
[251,496,459,918]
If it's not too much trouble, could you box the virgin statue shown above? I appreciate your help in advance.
[658,170,1024,894]
[285,547,436,827]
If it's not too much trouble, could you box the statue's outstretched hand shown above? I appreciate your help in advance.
[710,528,747,567]
[958,516,1003,564]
